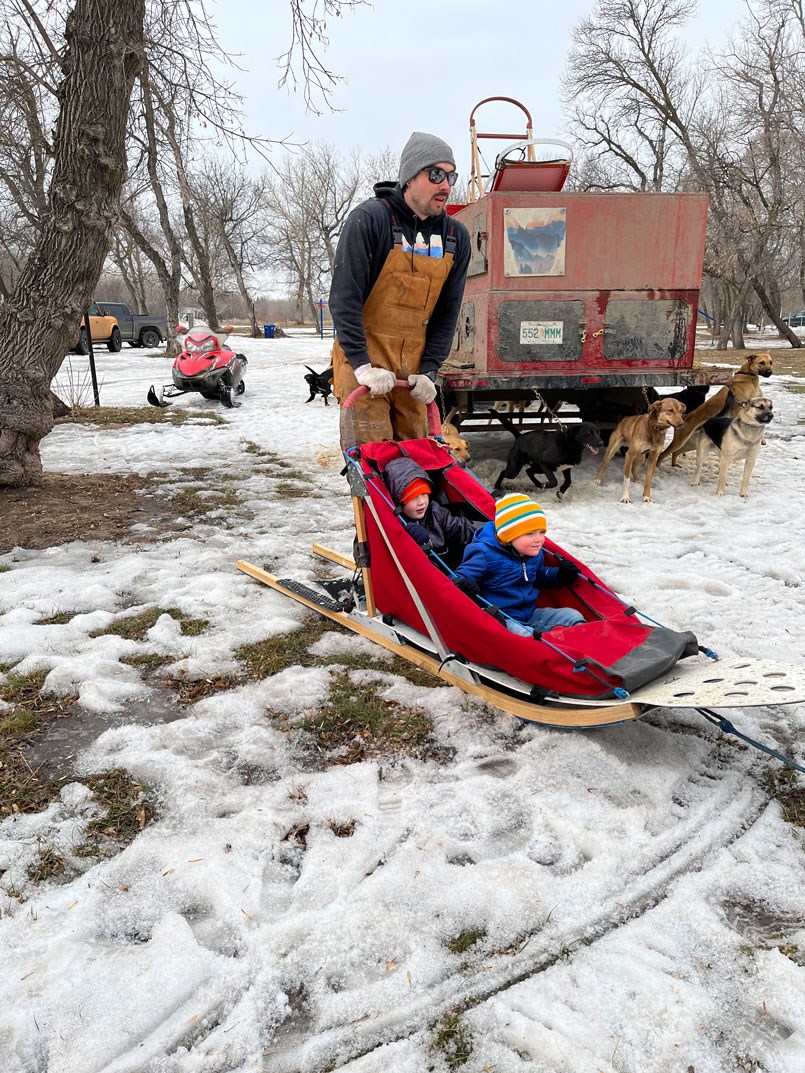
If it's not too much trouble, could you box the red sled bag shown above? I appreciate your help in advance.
[349,436,697,701]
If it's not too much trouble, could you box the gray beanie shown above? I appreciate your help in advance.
[398,132,456,186]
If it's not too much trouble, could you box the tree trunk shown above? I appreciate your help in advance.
[181,204,220,331]
[0,0,144,487]
[155,93,220,332]
[752,275,803,347]
[120,207,183,357]
[219,230,258,336]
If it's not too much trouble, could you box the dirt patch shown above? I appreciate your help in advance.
[0,474,174,554]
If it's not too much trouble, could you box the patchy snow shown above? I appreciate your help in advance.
[1,333,804,1073]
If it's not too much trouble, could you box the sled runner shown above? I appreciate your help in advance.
[238,383,805,744]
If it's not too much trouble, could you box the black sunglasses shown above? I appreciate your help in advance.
[424,166,458,187]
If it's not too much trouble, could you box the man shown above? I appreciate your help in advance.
[329,131,471,444]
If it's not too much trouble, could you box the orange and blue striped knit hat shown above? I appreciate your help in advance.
[494,493,547,543]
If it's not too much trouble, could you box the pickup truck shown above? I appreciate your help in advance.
[74,302,121,353]
[97,301,167,348]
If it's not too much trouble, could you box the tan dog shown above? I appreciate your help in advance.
[594,398,687,503]
[440,421,471,464]
[690,397,774,497]
[659,353,773,466]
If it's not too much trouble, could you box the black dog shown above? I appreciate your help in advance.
[646,383,709,412]
[304,365,334,405]
[492,410,604,499]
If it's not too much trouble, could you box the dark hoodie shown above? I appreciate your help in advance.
[383,457,481,559]
[328,184,470,376]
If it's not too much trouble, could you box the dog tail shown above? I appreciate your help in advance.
[305,366,318,376]
[487,408,521,438]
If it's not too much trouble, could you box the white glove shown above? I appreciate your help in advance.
[354,364,396,396]
[408,373,437,403]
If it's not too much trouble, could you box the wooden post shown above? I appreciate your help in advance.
[352,495,376,617]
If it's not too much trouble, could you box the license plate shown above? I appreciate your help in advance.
[519,321,563,344]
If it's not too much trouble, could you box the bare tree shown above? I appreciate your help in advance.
[263,143,364,321]
[279,0,369,113]
[697,2,803,342]
[562,0,701,192]
[191,159,269,336]
[118,58,185,356]
[0,0,145,486]
[562,0,805,346]
[108,230,154,313]
[0,5,60,295]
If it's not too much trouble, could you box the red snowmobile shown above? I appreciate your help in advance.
[147,324,247,408]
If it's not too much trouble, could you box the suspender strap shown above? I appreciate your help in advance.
[380,198,404,247]
[445,221,457,257]
[379,197,456,255]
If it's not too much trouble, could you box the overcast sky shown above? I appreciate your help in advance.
[214,0,739,177]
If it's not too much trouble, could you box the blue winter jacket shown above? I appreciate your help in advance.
[456,521,561,621]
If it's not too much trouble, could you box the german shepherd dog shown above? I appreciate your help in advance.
[304,365,334,405]
[690,397,774,497]
[659,353,773,466]
[594,397,687,503]
[492,410,604,499]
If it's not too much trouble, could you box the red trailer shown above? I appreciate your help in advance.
[440,98,714,429]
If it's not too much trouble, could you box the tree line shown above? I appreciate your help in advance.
[562,0,805,348]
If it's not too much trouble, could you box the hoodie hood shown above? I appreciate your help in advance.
[383,457,433,508]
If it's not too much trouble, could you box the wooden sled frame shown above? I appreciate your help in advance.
[236,554,641,728]
[237,547,805,739]
[237,386,805,738]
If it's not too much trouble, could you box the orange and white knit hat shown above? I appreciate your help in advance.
[495,493,547,543]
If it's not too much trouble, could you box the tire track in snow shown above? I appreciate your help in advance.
[257,760,767,1072]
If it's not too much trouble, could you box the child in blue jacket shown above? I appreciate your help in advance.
[453,492,585,636]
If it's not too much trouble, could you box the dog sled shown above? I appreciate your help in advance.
[237,384,805,761]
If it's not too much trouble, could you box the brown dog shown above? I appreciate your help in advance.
[440,421,471,464]
[594,398,687,503]
[659,353,773,466]
[690,397,774,497]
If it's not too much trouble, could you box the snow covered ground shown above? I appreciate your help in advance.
[1,334,804,1073]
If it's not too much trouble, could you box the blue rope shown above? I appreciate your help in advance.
[696,708,805,774]
[429,552,629,699]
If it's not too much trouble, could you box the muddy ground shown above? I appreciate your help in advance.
[0,474,173,555]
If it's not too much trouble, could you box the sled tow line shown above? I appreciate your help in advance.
[695,707,805,773]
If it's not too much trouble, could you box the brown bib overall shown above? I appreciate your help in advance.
[332,239,454,445]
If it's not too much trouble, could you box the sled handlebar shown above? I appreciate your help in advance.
[342,379,442,437]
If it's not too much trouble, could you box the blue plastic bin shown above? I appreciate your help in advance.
[263,323,276,339]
